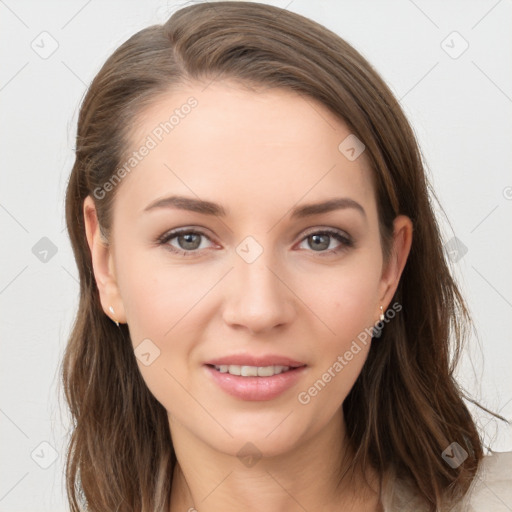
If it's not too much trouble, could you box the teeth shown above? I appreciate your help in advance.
[241,365,258,377]
[213,364,291,377]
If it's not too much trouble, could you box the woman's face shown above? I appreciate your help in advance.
[85,80,411,458]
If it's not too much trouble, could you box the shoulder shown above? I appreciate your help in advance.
[381,451,512,512]
[462,450,512,511]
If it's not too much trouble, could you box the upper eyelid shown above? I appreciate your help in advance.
[159,227,215,244]
[300,226,350,238]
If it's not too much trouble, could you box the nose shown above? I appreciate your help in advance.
[222,248,295,335]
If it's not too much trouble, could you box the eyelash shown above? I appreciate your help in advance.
[156,227,354,258]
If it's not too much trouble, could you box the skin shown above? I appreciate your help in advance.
[84,80,412,512]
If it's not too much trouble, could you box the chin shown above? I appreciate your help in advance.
[200,411,310,459]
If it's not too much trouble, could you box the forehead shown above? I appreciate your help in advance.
[114,80,376,221]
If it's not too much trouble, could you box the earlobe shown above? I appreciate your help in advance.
[83,195,126,324]
[378,215,413,311]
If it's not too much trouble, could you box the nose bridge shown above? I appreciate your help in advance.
[235,235,284,304]
[223,233,294,333]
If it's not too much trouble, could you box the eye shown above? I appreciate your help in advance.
[156,227,354,257]
[297,229,353,256]
[157,228,215,257]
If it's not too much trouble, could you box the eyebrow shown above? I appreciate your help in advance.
[143,195,366,220]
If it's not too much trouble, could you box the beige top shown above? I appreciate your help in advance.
[381,451,512,511]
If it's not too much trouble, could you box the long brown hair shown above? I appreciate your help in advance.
[62,2,506,511]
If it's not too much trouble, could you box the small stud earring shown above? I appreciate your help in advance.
[372,305,386,339]
[108,305,120,327]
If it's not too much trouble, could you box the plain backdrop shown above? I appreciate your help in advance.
[1,0,511,510]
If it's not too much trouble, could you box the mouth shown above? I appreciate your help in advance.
[204,362,308,401]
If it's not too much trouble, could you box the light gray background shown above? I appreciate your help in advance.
[1,0,511,510]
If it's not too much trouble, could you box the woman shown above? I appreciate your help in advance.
[62,2,511,511]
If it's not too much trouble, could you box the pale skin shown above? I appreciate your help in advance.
[84,80,412,512]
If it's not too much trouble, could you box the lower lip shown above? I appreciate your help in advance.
[204,365,307,401]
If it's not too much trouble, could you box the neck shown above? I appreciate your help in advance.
[168,408,382,512]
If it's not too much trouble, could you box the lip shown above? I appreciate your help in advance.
[204,364,307,401]
[204,354,306,368]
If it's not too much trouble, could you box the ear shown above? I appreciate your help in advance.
[83,195,126,325]
[377,215,413,315]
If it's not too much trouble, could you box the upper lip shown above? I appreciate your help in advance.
[205,354,306,368]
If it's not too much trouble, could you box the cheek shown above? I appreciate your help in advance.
[293,254,380,409]
[115,253,202,413]
[116,244,213,339]
[297,255,381,346]
[114,247,220,397]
